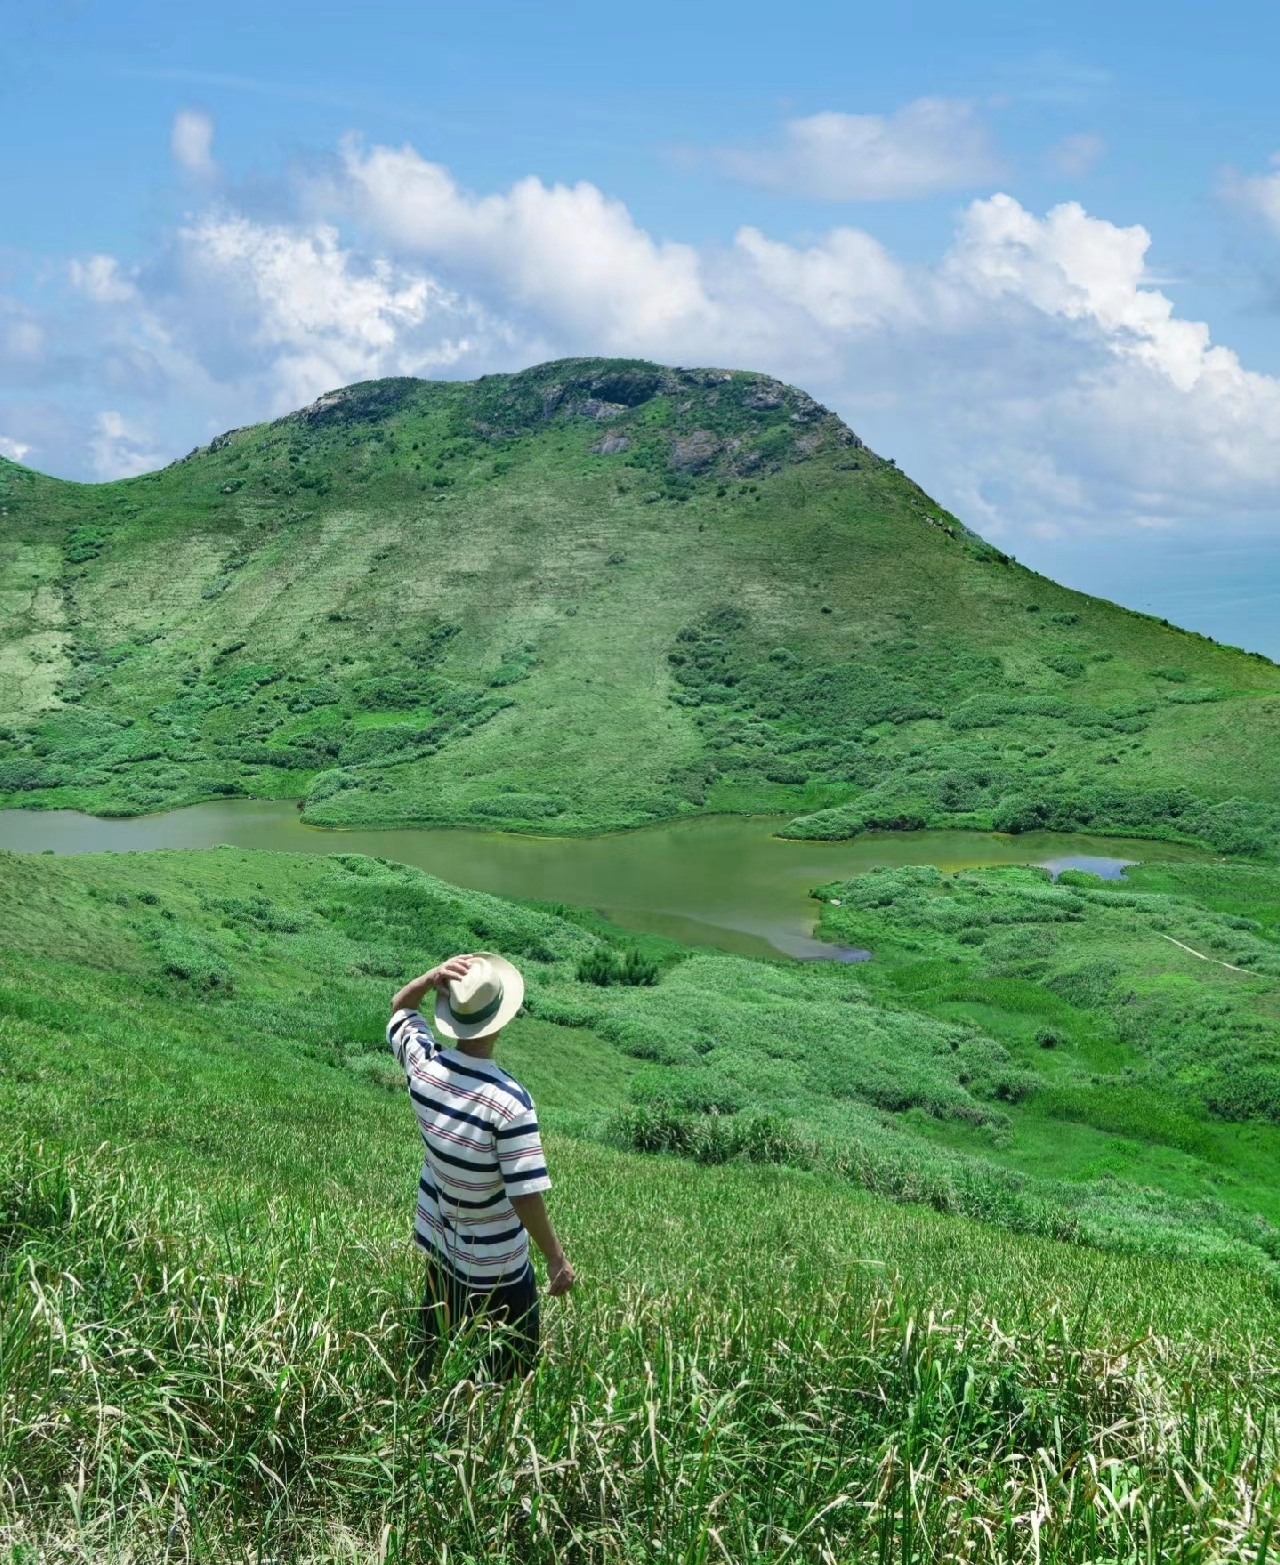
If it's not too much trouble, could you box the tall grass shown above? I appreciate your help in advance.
[2,1143,1276,1562]
[3,846,1280,1557]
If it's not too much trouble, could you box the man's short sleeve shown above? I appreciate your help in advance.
[387,1008,439,1077]
[496,1103,551,1198]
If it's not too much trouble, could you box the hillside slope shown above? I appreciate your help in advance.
[3,357,1279,849]
[3,843,1278,1272]
[1,844,1278,1556]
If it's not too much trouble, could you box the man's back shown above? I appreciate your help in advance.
[388,1007,550,1286]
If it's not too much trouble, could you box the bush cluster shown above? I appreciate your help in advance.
[470,793,565,821]
[816,863,1280,1128]
[576,946,659,987]
[609,1103,803,1165]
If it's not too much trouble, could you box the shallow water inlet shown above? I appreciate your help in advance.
[0,803,1207,960]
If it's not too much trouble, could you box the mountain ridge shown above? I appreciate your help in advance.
[2,356,1279,854]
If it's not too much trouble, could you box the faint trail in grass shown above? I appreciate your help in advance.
[1158,931,1258,973]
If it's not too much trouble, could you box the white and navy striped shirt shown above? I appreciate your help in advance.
[387,1008,551,1286]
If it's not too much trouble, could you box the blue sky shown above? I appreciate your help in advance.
[5,0,1280,652]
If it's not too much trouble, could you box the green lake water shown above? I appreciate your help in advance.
[0,802,1213,961]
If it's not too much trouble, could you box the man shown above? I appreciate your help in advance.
[387,951,574,1377]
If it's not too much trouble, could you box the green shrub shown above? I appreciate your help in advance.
[350,675,424,709]
[337,725,433,764]
[778,805,865,840]
[576,946,660,987]
[628,1066,744,1115]
[1193,799,1280,857]
[488,654,536,687]
[201,894,304,934]
[65,527,107,563]
[281,682,339,713]
[306,768,360,803]
[1044,961,1121,1010]
[522,987,599,1027]
[608,1103,805,1166]
[577,947,620,986]
[1166,687,1222,704]
[862,807,928,831]
[991,785,1207,838]
[1202,1065,1280,1122]
[156,931,234,994]
[0,759,60,792]
[470,793,565,820]
[764,762,809,784]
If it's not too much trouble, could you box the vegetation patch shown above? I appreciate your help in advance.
[0,840,1277,1555]
[4,845,1278,1273]
[470,792,566,820]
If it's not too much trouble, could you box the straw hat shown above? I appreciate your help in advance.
[434,952,525,1041]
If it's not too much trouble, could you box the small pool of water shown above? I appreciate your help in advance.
[1042,854,1136,881]
[0,802,1208,961]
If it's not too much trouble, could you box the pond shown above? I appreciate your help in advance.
[0,801,1211,962]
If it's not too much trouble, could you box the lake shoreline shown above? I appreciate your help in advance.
[0,802,1216,964]
[0,794,1230,854]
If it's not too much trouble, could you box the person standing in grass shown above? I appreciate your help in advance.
[388,952,575,1377]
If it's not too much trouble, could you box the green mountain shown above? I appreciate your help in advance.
[3,357,1280,851]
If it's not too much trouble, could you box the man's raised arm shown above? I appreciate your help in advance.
[391,955,474,1017]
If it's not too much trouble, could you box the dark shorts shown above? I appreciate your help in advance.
[418,1256,540,1380]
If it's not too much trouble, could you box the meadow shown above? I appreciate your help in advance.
[3,358,1280,857]
[1,842,1279,1558]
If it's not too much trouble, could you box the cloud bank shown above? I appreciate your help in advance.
[5,131,1280,548]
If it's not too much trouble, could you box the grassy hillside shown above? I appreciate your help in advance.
[3,358,1280,854]
[1,845,1278,1558]
[811,861,1280,1233]
[4,842,1279,1271]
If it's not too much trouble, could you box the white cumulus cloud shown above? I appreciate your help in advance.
[340,141,713,352]
[70,254,138,303]
[172,212,481,412]
[0,435,31,462]
[715,99,1002,201]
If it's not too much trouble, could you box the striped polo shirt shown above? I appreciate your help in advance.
[387,1008,551,1287]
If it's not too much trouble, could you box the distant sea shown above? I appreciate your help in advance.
[1020,535,1280,663]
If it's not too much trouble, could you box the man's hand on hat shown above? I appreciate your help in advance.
[391,954,474,1014]
[426,954,475,992]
